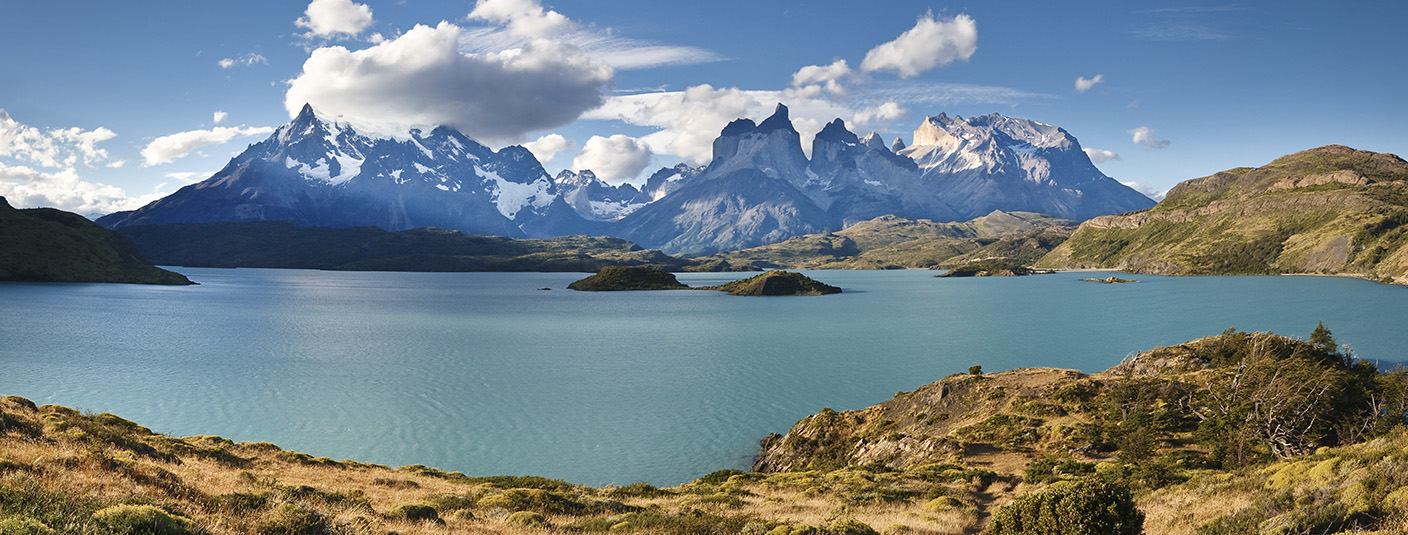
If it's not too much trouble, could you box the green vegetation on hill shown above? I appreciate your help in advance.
[710,270,842,295]
[117,221,744,273]
[567,266,689,291]
[708,212,1073,270]
[1040,145,1408,282]
[0,197,192,285]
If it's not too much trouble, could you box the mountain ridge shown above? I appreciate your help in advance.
[98,103,1153,256]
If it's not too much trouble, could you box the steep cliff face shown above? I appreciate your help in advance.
[1039,145,1408,282]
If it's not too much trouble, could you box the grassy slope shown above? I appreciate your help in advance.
[1039,146,1408,282]
[117,221,744,273]
[708,212,1073,270]
[3,330,1403,535]
[0,197,192,285]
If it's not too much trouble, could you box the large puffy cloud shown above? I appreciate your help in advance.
[861,13,977,78]
[285,21,613,144]
[1075,74,1103,93]
[296,0,374,38]
[1128,126,1170,149]
[1,110,116,168]
[0,162,163,214]
[524,133,574,165]
[572,135,654,182]
[141,126,274,166]
[1083,148,1120,163]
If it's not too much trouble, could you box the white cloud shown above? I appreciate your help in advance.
[861,13,977,78]
[524,133,575,166]
[1084,148,1120,163]
[0,162,164,215]
[585,85,770,165]
[285,22,613,144]
[1,109,117,168]
[296,0,374,38]
[218,53,268,69]
[141,126,274,166]
[1075,74,1103,93]
[107,160,126,169]
[213,111,228,124]
[572,134,654,182]
[468,0,569,39]
[1121,180,1167,200]
[1128,126,1170,149]
[792,59,853,87]
[163,171,212,183]
[458,7,721,71]
[852,102,907,127]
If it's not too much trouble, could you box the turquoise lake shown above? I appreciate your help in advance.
[2,268,1406,486]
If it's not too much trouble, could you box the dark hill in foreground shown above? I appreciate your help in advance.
[0,197,191,285]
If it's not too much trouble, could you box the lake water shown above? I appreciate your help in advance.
[2,269,1406,486]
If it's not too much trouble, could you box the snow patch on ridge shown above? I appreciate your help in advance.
[484,168,553,219]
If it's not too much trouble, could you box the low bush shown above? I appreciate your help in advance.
[506,511,547,527]
[255,503,326,535]
[981,477,1143,535]
[386,503,441,524]
[91,505,194,535]
[0,515,56,535]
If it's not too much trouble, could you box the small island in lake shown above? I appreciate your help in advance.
[568,266,840,296]
[936,261,1041,278]
[1082,276,1139,284]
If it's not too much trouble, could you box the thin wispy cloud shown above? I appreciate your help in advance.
[218,53,269,69]
[1131,23,1230,41]
[862,82,1054,108]
[458,26,724,70]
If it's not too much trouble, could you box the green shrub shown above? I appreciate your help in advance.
[506,511,547,527]
[981,477,1143,535]
[0,515,56,535]
[827,519,879,535]
[479,488,584,515]
[695,469,746,486]
[90,505,194,535]
[603,482,669,498]
[386,503,442,524]
[255,503,326,535]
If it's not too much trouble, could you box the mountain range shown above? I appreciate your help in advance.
[99,104,1154,255]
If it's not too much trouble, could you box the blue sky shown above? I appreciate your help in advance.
[2,0,1405,215]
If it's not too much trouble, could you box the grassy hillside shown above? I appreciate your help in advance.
[708,212,1073,270]
[0,197,192,285]
[4,327,1403,535]
[117,221,744,273]
[1039,146,1408,282]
